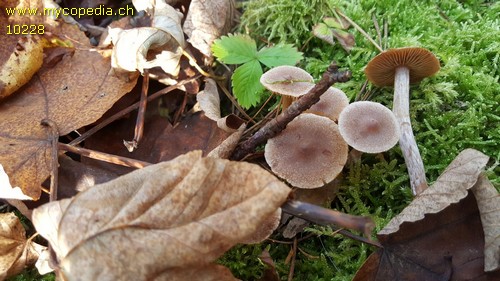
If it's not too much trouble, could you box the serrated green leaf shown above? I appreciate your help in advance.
[256,44,303,68]
[232,60,264,109]
[313,23,335,46]
[211,34,258,64]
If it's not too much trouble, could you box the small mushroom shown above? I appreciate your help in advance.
[260,65,314,109]
[306,87,349,121]
[338,101,400,153]
[365,47,440,195]
[264,113,348,189]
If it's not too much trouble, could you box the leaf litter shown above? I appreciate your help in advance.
[354,149,500,280]
[32,151,290,280]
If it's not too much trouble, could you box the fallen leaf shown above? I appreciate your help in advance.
[332,29,355,52]
[207,123,246,159]
[0,164,33,200]
[32,151,290,280]
[0,213,45,279]
[197,78,246,132]
[258,249,280,281]
[0,32,138,199]
[183,0,235,60]
[472,173,500,272]
[354,149,500,280]
[312,23,335,46]
[379,148,489,235]
[110,0,185,75]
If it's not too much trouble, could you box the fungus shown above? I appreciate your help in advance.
[306,87,349,121]
[365,47,440,195]
[338,101,400,153]
[260,65,314,109]
[264,113,348,189]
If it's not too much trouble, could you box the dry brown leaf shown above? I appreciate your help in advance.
[197,78,221,121]
[197,78,246,132]
[0,35,138,199]
[110,0,185,75]
[472,173,500,272]
[0,164,32,200]
[0,213,45,279]
[0,30,43,99]
[184,0,235,60]
[32,151,290,280]
[207,123,245,159]
[379,148,489,235]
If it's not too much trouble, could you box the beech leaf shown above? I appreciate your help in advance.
[472,173,500,272]
[184,0,235,59]
[379,148,489,235]
[110,0,185,75]
[32,151,290,280]
[354,149,500,280]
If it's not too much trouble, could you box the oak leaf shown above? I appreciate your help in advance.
[32,151,290,280]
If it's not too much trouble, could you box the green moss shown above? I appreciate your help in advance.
[6,268,55,281]
[233,0,500,279]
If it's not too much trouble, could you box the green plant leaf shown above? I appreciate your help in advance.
[257,44,303,68]
[211,34,258,64]
[232,60,264,109]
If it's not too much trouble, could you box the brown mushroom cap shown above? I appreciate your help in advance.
[306,87,349,121]
[264,113,348,189]
[260,65,314,97]
[364,47,440,87]
[338,101,400,153]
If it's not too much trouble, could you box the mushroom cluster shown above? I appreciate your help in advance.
[260,65,403,190]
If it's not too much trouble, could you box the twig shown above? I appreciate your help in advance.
[69,76,200,146]
[59,143,151,168]
[336,9,384,52]
[40,119,59,202]
[124,70,149,152]
[230,62,351,160]
[287,238,297,281]
[372,14,383,50]
[281,200,375,239]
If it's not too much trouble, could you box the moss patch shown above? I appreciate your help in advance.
[230,0,500,279]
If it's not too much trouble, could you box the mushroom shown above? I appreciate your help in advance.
[364,47,440,195]
[338,101,400,153]
[260,65,314,109]
[264,113,348,189]
[306,87,349,121]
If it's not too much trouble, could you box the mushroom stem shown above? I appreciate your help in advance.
[393,67,428,196]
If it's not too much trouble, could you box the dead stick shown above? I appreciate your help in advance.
[41,119,59,202]
[281,200,380,247]
[124,70,150,152]
[59,143,151,168]
[69,76,200,146]
[230,62,351,160]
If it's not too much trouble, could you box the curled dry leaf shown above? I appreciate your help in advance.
[207,123,246,159]
[472,173,500,272]
[197,78,246,132]
[0,213,45,279]
[33,151,290,280]
[379,148,489,235]
[110,0,185,75]
[184,0,236,60]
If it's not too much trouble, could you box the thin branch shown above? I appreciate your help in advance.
[69,76,200,146]
[230,62,351,160]
[59,143,151,169]
[124,70,150,152]
[336,9,384,52]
